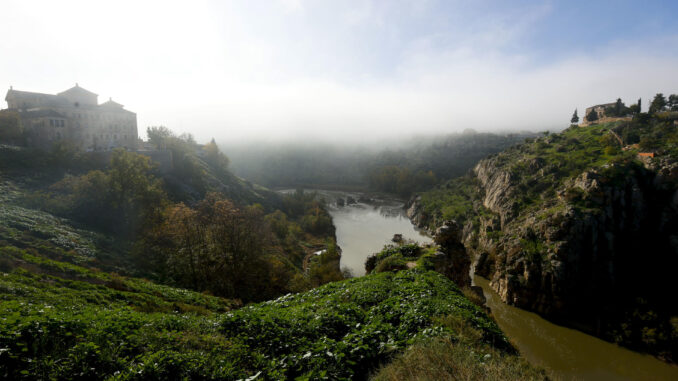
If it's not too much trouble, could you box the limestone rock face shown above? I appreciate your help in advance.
[433,220,471,287]
[409,153,678,335]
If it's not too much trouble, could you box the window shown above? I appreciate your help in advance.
[49,119,54,127]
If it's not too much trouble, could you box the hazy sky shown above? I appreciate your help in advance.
[2,0,678,142]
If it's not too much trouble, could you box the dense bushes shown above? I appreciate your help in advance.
[0,237,522,381]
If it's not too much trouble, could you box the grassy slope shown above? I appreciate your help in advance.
[0,192,544,380]
[421,120,678,226]
[0,145,546,380]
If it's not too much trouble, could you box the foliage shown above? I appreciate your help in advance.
[372,314,548,380]
[419,176,478,228]
[308,240,343,287]
[225,132,535,195]
[669,94,678,112]
[43,149,168,237]
[570,109,579,124]
[586,108,599,122]
[203,138,230,170]
[0,110,23,143]
[148,193,281,302]
[0,230,522,381]
[368,166,437,198]
[365,243,423,274]
[604,98,630,117]
[649,93,667,115]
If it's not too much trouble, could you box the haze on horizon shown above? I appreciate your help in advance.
[2,0,678,143]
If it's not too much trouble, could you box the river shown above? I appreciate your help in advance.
[311,189,678,381]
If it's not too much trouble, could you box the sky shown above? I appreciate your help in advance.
[1,0,678,143]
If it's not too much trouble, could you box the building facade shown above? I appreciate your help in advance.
[4,84,137,151]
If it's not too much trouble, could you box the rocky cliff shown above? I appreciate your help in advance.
[409,120,678,360]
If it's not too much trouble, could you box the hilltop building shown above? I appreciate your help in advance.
[584,103,616,122]
[3,84,137,151]
[581,101,632,126]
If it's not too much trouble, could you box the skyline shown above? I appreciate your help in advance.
[2,0,678,142]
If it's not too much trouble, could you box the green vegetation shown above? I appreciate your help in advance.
[420,113,678,226]
[373,315,547,381]
[0,110,23,143]
[225,132,534,197]
[420,176,479,226]
[0,126,342,304]
[416,107,678,362]
[364,243,425,274]
[0,237,532,380]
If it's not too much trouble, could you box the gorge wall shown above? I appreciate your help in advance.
[407,125,678,360]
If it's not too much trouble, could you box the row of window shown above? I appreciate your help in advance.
[49,119,65,127]
[69,112,134,122]
[85,134,131,141]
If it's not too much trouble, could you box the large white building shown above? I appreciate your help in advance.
[4,84,137,151]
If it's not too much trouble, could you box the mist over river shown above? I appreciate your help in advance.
[282,189,678,381]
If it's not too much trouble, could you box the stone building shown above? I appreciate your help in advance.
[584,103,616,122]
[3,84,137,151]
[581,102,632,126]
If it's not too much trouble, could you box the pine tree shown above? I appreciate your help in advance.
[649,93,667,115]
[570,109,579,124]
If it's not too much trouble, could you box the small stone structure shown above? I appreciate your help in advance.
[580,102,632,126]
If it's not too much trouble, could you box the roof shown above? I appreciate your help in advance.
[588,102,616,109]
[5,89,68,107]
[57,83,98,97]
[99,98,124,109]
[19,109,67,118]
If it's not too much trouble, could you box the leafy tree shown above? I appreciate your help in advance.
[570,109,579,124]
[146,126,173,150]
[649,93,667,115]
[628,103,640,115]
[57,149,168,236]
[668,94,678,111]
[162,193,279,301]
[204,138,230,170]
[586,108,599,122]
[0,111,23,142]
[604,98,628,117]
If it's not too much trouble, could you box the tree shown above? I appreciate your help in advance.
[571,109,579,124]
[162,193,282,301]
[66,149,168,236]
[0,111,23,143]
[649,93,667,115]
[203,138,230,170]
[146,126,173,150]
[628,103,640,115]
[668,94,678,111]
[586,108,599,122]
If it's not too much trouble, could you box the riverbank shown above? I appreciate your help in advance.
[475,276,678,380]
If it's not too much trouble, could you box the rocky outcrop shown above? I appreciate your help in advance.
[405,195,430,230]
[410,150,678,357]
[433,220,471,287]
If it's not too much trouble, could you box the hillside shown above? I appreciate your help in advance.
[0,234,545,380]
[225,131,536,197]
[0,140,549,379]
[0,137,344,301]
[409,114,678,360]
